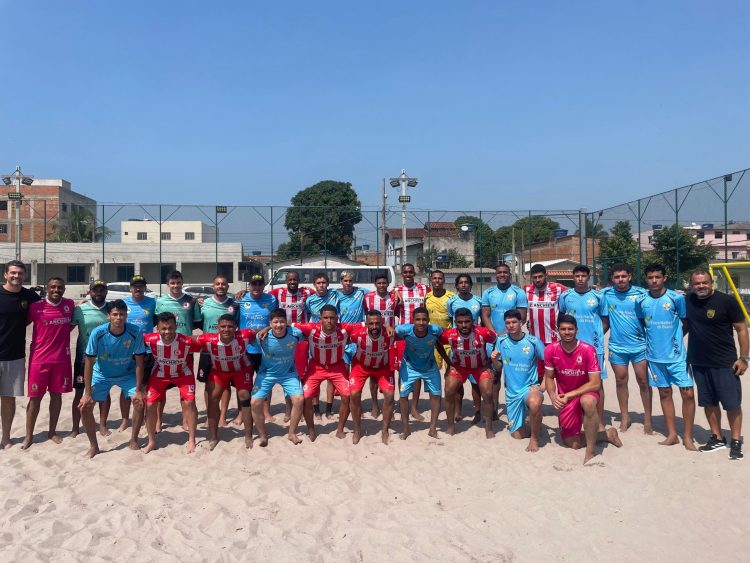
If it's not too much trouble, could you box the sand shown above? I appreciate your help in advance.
[0,327,746,562]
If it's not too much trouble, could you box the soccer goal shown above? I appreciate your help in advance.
[708,261,750,324]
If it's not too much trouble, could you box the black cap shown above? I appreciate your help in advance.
[90,279,107,289]
[130,275,147,285]
[249,274,265,283]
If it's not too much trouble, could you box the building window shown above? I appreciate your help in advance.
[161,232,171,241]
[0,224,6,234]
[185,231,195,241]
[67,265,86,283]
[0,202,6,211]
[696,231,704,239]
[116,265,134,281]
[715,231,723,239]
[732,252,739,259]
[62,203,68,212]
[137,232,147,241]
[732,231,740,235]
[746,233,750,241]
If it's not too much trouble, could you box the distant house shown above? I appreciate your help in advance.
[386,221,475,271]
[638,222,749,261]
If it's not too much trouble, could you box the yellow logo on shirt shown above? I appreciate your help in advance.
[662,302,671,310]
[707,309,715,319]
[587,298,596,306]
[124,340,131,349]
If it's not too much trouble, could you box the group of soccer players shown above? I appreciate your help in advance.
[1,256,746,464]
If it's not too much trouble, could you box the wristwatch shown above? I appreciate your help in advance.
[740,356,750,363]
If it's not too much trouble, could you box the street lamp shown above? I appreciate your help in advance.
[2,165,34,261]
[389,169,418,267]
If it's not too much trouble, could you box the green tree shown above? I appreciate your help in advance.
[52,207,113,242]
[453,216,497,268]
[276,180,362,260]
[416,246,471,273]
[597,220,639,274]
[512,215,561,245]
[646,225,717,286]
[575,216,608,239]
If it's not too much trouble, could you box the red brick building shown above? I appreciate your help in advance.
[0,179,97,243]
[526,234,600,265]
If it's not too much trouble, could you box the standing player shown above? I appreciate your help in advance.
[440,308,497,438]
[295,305,353,441]
[0,260,41,449]
[78,300,147,459]
[636,264,695,450]
[336,270,367,323]
[71,280,109,437]
[490,309,545,451]
[481,262,528,419]
[197,275,239,427]
[558,265,608,428]
[22,277,74,449]
[524,264,567,381]
[394,307,446,440]
[239,273,278,423]
[685,269,748,460]
[196,315,256,450]
[143,312,200,453]
[347,310,396,445]
[544,315,622,464]
[251,309,305,446]
[600,263,652,433]
[120,275,156,432]
[364,272,398,418]
[392,263,430,421]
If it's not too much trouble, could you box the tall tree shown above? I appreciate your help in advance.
[513,215,561,245]
[646,225,717,286]
[416,246,471,272]
[276,180,362,260]
[597,220,639,273]
[52,207,113,242]
[453,216,497,268]
[575,216,608,239]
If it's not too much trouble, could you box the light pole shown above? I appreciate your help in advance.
[389,170,418,268]
[215,206,227,275]
[2,165,34,261]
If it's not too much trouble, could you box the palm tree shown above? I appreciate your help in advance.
[51,207,114,242]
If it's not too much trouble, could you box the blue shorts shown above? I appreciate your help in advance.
[399,365,441,398]
[648,361,692,388]
[691,365,742,411]
[609,349,646,366]
[91,372,137,403]
[597,354,608,380]
[251,371,303,399]
[506,388,542,433]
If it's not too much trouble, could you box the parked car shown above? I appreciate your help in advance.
[87,282,159,301]
[183,284,215,299]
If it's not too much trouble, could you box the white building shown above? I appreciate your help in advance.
[121,219,217,243]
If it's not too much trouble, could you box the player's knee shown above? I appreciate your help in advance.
[238,389,250,401]
[580,394,597,411]
[680,387,694,399]
[528,394,542,410]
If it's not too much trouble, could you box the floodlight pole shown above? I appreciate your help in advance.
[3,166,34,261]
[390,170,418,268]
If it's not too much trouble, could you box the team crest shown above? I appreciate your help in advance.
[587,298,596,306]
[228,306,235,313]
[287,342,295,349]
[507,294,513,300]
[707,309,715,319]
[64,305,70,312]
[101,353,108,360]
[31,383,38,391]
[576,355,583,364]
[522,346,530,354]
[182,302,191,309]
[123,340,131,349]
[20,300,28,309]
[628,295,637,302]
[662,302,671,310]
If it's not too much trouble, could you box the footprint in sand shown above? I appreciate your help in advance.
[553,465,573,472]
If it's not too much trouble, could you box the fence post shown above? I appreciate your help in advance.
[579,208,587,265]
[43,200,47,283]
[636,199,642,278]
[527,209,532,270]
[674,189,680,284]
[270,206,274,280]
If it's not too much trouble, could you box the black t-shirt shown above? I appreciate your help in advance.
[0,286,41,361]
[686,290,745,367]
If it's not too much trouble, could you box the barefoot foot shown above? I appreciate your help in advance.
[186,440,196,454]
[307,430,317,443]
[381,430,389,445]
[352,432,361,445]
[128,440,141,451]
[399,429,411,440]
[287,433,301,445]
[144,441,158,454]
[245,435,254,449]
[526,439,539,452]
[607,427,623,447]
[683,438,698,451]
[84,446,100,459]
[428,428,439,439]
[659,435,680,446]
[99,426,112,437]
[21,437,32,450]
[410,411,425,422]
[335,429,346,439]
[117,420,129,432]
[209,439,219,451]
[485,429,495,439]
[48,432,63,444]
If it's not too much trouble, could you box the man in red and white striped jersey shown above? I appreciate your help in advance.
[196,314,256,450]
[143,312,201,454]
[348,310,396,445]
[524,264,567,381]
[363,273,396,418]
[392,263,431,421]
[439,308,498,439]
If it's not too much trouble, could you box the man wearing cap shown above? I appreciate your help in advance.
[239,274,278,423]
[70,279,109,437]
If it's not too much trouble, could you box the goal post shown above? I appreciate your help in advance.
[708,262,750,325]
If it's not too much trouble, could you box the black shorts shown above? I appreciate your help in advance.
[248,353,262,373]
[197,351,212,383]
[73,352,86,390]
[142,354,155,385]
[691,365,742,411]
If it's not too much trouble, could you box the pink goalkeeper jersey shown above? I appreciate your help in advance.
[28,298,74,364]
[543,340,600,395]
[524,281,567,344]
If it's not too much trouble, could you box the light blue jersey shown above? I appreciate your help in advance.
[558,289,605,355]
[636,289,686,363]
[85,322,147,380]
[305,291,340,323]
[335,287,367,323]
[258,326,304,376]
[495,333,545,399]
[480,284,528,332]
[122,295,156,340]
[600,285,647,354]
[239,293,278,354]
[394,324,443,373]
[446,294,483,326]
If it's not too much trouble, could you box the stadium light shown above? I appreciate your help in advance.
[389,169,418,268]
[2,165,34,261]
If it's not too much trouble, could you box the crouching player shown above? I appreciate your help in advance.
[196,314,256,450]
[544,315,622,464]
[490,310,546,451]
[143,312,200,453]
[252,309,305,446]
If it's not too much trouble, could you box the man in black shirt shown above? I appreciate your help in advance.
[685,269,748,460]
[0,260,41,448]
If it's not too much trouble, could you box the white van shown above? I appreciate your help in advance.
[265,265,396,293]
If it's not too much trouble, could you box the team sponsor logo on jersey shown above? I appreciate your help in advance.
[707,309,715,319]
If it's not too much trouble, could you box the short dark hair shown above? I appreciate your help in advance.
[46,276,65,286]
[213,274,228,283]
[453,307,473,319]
[495,263,511,272]
[366,309,382,319]
[430,269,444,277]
[218,313,237,325]
[455,274,473,288]
[644,263,667,276]
[320,304,338,316]
[269,308,287,321]
[5,260,25,273]
[690,268,713,281]
[572,264,590,275]
[557,314,578,328]
[107,299,127,314]
[401,263,415,272]
[530,264,547,275]
[156,312,176,325]
[413,306,429,319]
[503,309,522,321]
[314,272,329,283]
[166,270,183,282]
[610,263,632,276]
[374,273,389,283]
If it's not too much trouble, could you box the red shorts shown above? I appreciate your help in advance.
[212,369,253,391]
[559,391,600,440]
[446,367,492,384]
[537,359,545,384]
[294,340,310,380]
[303,361,350,399]
[28,361,73,398]
[349,363,395,393]
[390,340,405,371]
[147,375,196,404]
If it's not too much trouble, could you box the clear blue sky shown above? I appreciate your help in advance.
[2,1,748,213]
